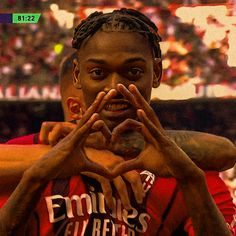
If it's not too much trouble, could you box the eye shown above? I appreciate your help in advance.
[128,67,143,79]
[89,68,105,79]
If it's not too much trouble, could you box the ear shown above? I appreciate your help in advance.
[153,58,162,88]
[73,58,82,89]
[67,96,83,120]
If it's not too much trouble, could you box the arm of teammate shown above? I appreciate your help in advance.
[2,128,234,186]
[38,118,236,172]
[113,84,232,236]
[0,144,51,185]
[166,130,236,171]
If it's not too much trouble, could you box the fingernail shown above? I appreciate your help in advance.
[91,113,98,119]
[107,89,116,95]
[137,199,142,204]
[129,84,135,90]
[125,205,132,211]
[97,91,106,98]
[137,196,143,204]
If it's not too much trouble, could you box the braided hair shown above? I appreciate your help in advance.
[72,8,162,58]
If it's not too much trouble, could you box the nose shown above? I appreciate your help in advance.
[104,73,123,93]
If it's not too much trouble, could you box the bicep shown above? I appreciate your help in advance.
[166,130,236,171]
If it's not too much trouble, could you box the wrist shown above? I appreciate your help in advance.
[175,165,205,186]
[23,167,49,187]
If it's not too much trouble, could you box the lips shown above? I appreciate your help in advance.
[102,100,133,119]
[101,100,135,129]
[105,103,130,111]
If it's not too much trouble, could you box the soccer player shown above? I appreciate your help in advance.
[1,10,236,234]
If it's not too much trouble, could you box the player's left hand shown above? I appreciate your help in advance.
[112,84,201,181]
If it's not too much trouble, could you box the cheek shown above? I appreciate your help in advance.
[135,79,153,102]
[80,80,104,108]
[139,87,152,102]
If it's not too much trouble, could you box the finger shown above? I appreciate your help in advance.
[117,83,163,130]
[91,120,112,141]
[39,121,56,144]
[123,171,145,204]
[80,156,113,179]
[113,176,132,210]
[137,109,167,144]
[48,122,76,146]
[135,114,157,145]
[82,171,114,210]
[97,89,118,112]
[112,158,143,177]
[48,124,62,146]
[117,84,139,108]
[111,118,142,142]
[100,180,114,210]
[129,84,164,131]
[78,91,106,128]
[63,113,99,147]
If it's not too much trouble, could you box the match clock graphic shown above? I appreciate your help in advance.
[0,13,41,23]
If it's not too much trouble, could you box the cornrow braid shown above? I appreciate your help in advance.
[72,8,162,58]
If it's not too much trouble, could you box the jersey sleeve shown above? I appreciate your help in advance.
[6,133,39,144]
[184,171,236,235]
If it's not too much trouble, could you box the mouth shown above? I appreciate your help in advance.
[102,100,134,118]
[100,100,136,129]
[105,102,131,111]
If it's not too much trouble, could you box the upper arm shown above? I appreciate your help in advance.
[166,130,236,171]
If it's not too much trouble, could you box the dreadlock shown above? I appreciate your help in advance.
[72,8,162,58]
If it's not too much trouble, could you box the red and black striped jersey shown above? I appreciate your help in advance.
[2,134,235,235]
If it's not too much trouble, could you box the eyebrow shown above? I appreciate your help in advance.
[124,57,147,63]
[86,57,147,64]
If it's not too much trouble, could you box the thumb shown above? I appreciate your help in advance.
[111,158,142,178]
[82,157,113,179]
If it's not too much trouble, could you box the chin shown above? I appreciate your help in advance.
[109,130,145,158]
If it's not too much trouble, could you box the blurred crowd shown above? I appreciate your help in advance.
[0,99,235,144]
[0,11,72,87]
[1,1,236,89]
[0,101,63,143]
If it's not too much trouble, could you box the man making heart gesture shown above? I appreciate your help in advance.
[0,8,235,236]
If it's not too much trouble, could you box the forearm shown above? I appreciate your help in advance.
[0,170,47,235]
[178,169,232,236]
[166,130,236,171]
[0,144,51,184]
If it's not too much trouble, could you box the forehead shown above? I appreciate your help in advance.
[78,31,153,62]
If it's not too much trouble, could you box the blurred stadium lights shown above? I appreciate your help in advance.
[175,5,236,67]
[49,3,74,29]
